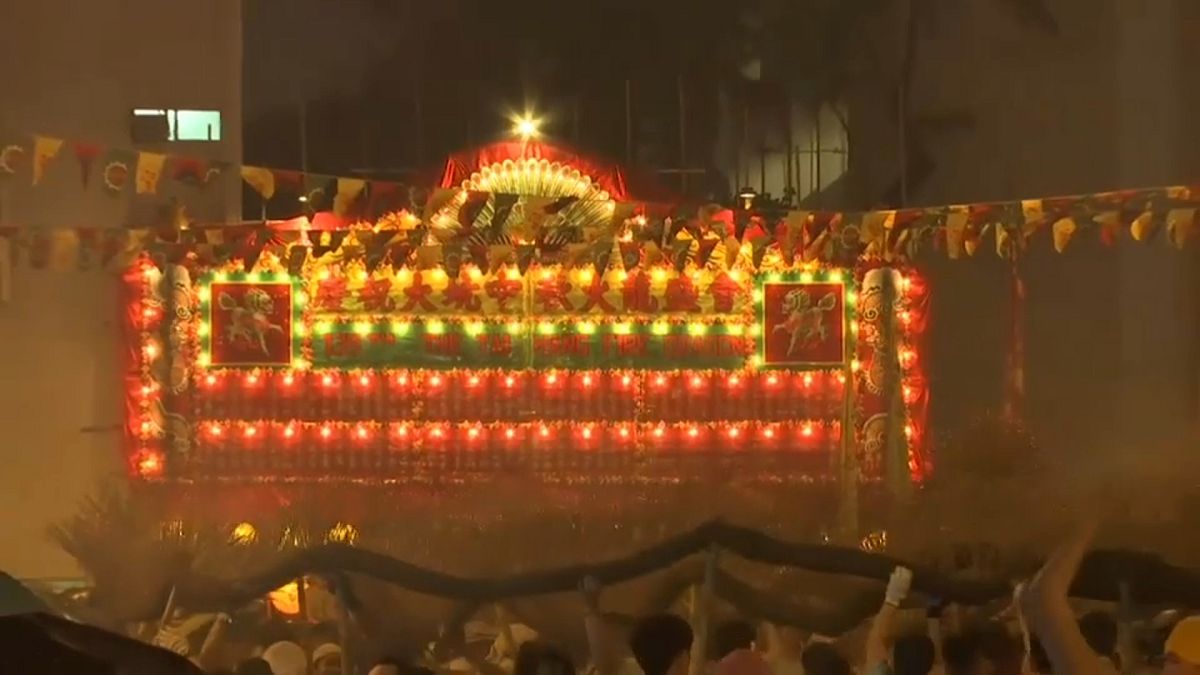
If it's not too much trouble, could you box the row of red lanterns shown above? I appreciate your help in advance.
[194,419,841,453]
[192,368,848,422]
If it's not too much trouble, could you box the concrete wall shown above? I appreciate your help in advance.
[0,0,242,578]
[849,0,1199,448]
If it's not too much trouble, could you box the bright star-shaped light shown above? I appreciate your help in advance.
[511,113,541,140]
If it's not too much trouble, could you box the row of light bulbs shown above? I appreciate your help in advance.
[198,420,840,444]
[194,368,849,392]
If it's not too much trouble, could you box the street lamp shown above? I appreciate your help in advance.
[737,187,758,210]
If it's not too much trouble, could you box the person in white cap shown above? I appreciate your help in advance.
[312,642,343,675]
[262,640,308,675]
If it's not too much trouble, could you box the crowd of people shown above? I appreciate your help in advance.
[5,523,1197,675]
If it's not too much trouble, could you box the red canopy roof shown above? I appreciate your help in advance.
[439,140,674,203]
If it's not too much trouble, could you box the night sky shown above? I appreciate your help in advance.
[243,0,744,189]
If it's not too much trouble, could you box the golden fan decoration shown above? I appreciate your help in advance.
[429,158,617,247]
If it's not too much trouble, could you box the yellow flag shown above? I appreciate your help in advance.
[944,208,968,259]
[422,188,458,220]
[1051,217,1076,253]
[1130,211,1155,242]
[32,136,64,186]
[240,166,276,200]
[334,178,366,215]
[135,152,167,194]
[1166,208,1196,249]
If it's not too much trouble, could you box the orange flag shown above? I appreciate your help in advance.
[32,136,64,185]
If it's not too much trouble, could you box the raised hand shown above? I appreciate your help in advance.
[885,566,913,607]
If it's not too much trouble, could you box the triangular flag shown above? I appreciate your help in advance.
[240,166,276,200]
[334,178,367,216]
[1021,199,1044,226]
[135,152,167,194]
[32,136,64,186]
[72,142,102,188]
[363,231,396,273]
[422,188,458,220]
[389,241,414,268]
[286,245,308,275]
[490,193,519,231]
[750,235,770,270]
[1051,217,1076,253]
[1166,208,1196,249]
[458,191,489,230]
[1092,210,1121,247]
[642,241,664,266]
[546,196,578,215]
[722,236,740,268]
[272,169,305,197]
[592,238,613,276]
[517,195,555,242]
[1130,211,1156,242]
[516,243,537,275]
[696,237,719,268]
[443,241,465,279]
[944,208,968,259]
[619,241,641,271]
[171,158,208,186]
[671,238,694,273]
[610,201,637,231]
[468,244,489,270]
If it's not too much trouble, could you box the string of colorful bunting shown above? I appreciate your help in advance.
[0,132,1196,272]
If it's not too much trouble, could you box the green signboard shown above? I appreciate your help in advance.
[308,322,751,370]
